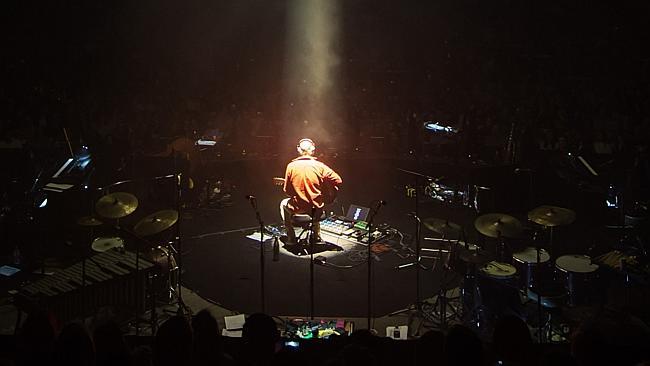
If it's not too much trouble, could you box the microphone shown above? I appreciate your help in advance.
[515,168,535,173]
[407,212,421,221]
[245,195,257,209]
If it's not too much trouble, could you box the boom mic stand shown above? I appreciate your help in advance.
[245,195,267,313]
[366,200,386,329]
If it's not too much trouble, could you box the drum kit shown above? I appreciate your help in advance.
[421,204,600,341]
[76,192,180,300]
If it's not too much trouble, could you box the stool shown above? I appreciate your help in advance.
[291,211,326,247]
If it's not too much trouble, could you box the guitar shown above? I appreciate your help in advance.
[273,177,338,204]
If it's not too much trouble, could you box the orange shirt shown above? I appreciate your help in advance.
[283,156,342,212]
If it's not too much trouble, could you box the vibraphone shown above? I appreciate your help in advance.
[14,248,155,323]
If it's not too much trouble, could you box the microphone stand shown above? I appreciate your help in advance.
[246,195,266,312]
[366,200,385,329]
[173,172,189,316]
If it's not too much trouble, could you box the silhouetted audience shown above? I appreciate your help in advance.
[92,321,129,366]
[191,309,233,366]
[445,324,484,366]
[154,315,193,366]
[237,313,280,366]
[571,312,650,366]
[8,308,650,366]
[14,310,54,366]
[53,322,95,366]
[539,348,577,366]
[415,330,444,366]
[491,315,533,366]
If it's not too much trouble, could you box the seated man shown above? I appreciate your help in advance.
[280,138,342,244]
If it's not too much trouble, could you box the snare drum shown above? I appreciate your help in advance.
[480,261,517,280]
[512,247,550,290]
[555,255,599,306]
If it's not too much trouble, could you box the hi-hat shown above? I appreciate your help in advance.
[91,237,124,252]
[77,216,103,226]
[95,192,139,219]
[134,210,179,236]
[422,218,461,237]
[474,213,523,238]
[528,205,576,227]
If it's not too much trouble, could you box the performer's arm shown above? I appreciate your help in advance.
[322,165,342,187]
[283,165,293,196]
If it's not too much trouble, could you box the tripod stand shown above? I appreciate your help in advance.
[422,230,466,330]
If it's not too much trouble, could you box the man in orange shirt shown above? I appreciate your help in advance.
[280,138,342,244]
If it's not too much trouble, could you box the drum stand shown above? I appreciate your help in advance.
[530,225,554,343]
[426,231,464,330]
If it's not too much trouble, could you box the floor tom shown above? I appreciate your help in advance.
[555,254,599,306]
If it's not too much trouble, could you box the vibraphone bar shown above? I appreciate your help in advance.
[14,248,155,323]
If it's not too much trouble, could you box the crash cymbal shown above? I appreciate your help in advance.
[474,213,523,238]
[95,192,139,219]
[91,236,124,252]
[133,209,179,236]
[422,218,461,237]
[77,216,103,226]
[459,249,494,264]
[528,205,575,227]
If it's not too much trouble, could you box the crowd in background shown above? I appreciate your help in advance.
[5,308,649,366]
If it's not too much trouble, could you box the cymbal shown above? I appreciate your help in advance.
[528,205,575,227]
[91,237,124,252]
[459,249,494,264]
[77,216,103,226]
[422,218,461,237]
[474,213,523,238]
[95,192,139,219]
[134,210,179,236]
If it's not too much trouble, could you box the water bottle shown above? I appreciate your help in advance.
[12,245,22,266]
[273,237,279,262]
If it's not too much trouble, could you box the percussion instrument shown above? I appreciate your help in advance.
[528,205,575,227]
[77,216,103,226]
[95,192,139,219]
[143,246,178,298]
[480,261,517,280]
[15,249,155,323]
[91,237,125,252]
[144,246,177,274]
[474,213,523,239]
[512,247,550,290]
[422,218,461,237]
[133,210,179,236]
[555,254,599,306]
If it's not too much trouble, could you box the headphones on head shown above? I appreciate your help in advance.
[297,138,316,154]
